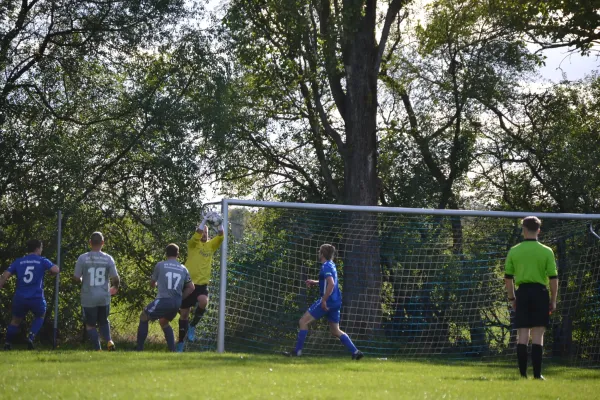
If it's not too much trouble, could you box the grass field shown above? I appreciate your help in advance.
[1,351,598,399]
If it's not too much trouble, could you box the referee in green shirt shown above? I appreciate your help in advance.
[504,216,558,380]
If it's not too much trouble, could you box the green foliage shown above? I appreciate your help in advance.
[476,74,600,213]
[0,1,230,342]
[379,0,541,209]
[490,0,600,54]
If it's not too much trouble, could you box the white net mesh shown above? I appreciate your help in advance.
[185,204,600,366]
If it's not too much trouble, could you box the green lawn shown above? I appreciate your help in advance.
[1,351,598,399]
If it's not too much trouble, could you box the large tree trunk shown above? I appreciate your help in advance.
[339,1,381,339]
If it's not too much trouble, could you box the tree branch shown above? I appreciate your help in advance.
[316,0,347,119]
[375,0,406,74]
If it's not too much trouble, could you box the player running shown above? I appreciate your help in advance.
[136,243,194,352]
[0,239,60,350]
[73,232,120,351]
[176,211,224,352]
[283,244,363,360]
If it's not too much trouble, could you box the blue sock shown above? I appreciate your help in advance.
[163,325,175,352]
[339,334,358,354]
[136,320,149,351]
[87,328,101,350]
[6,325,19,344]
[294,330,308,354]
[29,317,44,340]
[99,323,112,342]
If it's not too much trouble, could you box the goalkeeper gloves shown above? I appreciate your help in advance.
[198,212,209,231]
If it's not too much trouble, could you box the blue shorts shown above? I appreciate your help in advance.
[144,298,180,322]
[12,296,47,318]
[308,299,341,323]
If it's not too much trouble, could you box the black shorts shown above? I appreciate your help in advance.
[180,285,209,309]
[515,283,550,328]
[82,305,110,327]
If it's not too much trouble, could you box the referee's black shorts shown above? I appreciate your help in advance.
[515,283,550,328]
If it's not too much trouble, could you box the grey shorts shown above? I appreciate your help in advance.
[82,305,110,326]
[144,298,180,321]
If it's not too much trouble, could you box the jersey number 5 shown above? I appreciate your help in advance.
[23,266,35,283]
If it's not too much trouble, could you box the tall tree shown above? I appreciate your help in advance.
[223,0,412,336]
[378,0,540,350]
[475,75,600,214]
[223,0,410,205]
[490,0,600,54]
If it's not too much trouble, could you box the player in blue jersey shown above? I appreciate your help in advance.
[0,239,60,350]
[283,244,363,359]
[136,243,195,352]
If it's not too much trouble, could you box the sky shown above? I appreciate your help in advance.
[537,47,599,82]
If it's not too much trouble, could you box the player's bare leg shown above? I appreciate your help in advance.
[329,322,362,360]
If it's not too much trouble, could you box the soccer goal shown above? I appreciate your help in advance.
[188,200,600,366]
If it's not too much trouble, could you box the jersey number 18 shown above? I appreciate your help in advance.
[88,268,106,286]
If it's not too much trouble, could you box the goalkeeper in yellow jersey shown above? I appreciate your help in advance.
[176,212,224,352]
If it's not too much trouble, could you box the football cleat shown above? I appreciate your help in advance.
[27,338,35,350]
[282,350,300,357]
[176,342,185,353]
[352,350,364,360]
[187,326,196,342]
[107,341,116,352]
[534,375,546,381]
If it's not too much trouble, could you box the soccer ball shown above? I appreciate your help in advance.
[205,211,223,228]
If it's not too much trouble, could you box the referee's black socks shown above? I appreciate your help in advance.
[532,344,543,378]
[517,344,528,377]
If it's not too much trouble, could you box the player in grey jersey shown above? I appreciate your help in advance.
[73,232,120,351]
[136,243,194,352]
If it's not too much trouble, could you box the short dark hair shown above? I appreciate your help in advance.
[522,216,541,233]
[26,239,42,253]
[166,243,179,257]
[90,232,104,246]
[319,244,336,260]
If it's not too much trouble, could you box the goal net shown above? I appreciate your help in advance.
[186,200,600,366]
